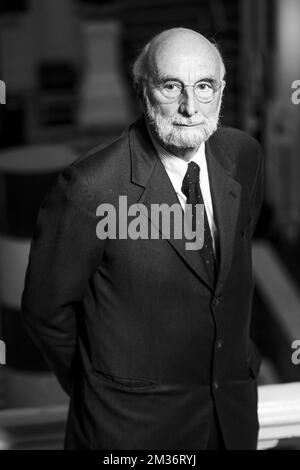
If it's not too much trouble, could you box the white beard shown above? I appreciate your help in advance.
[144,91,221,152]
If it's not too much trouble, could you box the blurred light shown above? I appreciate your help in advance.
[278,0,300,90]
[0,430,11,450]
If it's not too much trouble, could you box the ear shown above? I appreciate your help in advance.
[134,82,148,114]
[134,81,144,102]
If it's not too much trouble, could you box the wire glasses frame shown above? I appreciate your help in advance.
[150,79,224,103]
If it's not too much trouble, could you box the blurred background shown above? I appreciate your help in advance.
[0,0,300,451]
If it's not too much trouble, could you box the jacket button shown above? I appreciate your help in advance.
[212,297,220,308]
[216,340,224,350]
[213,381,219,390]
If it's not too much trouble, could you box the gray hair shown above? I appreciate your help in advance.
[132,40,152,89]
[132,34,226,89]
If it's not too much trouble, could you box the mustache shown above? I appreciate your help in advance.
[159,115,207,127]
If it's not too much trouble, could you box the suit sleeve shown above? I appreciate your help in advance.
[249,147,264,238]
[21,164,104,395]
[248,146,264,375]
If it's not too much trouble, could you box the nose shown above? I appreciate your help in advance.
[178,86,199,117]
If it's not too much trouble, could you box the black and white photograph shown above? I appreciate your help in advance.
[0,0,300,456]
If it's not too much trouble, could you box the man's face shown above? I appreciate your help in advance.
[142,35,225,155]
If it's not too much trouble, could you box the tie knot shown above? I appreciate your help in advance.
[181,161,200,197]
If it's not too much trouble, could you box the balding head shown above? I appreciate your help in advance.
[133,28,225,160]
[133,28,225,90]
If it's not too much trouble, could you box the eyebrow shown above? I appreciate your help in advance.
[155,74,219,84]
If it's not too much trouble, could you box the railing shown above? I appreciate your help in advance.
[0,404,67,450]
[0,382,300,449]
[258,382,300,449]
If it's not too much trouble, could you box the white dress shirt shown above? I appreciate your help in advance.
[150,136,218,254]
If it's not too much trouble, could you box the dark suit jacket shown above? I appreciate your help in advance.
[22,116,264,450]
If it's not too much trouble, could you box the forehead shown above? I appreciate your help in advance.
[150,39,221,81]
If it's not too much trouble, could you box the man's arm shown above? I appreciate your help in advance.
[248,145,264,377]
[21,164,104,395]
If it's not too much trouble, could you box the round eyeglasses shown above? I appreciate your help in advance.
[153,80,223,103]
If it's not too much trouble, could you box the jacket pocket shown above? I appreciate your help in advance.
[92,369,158,391]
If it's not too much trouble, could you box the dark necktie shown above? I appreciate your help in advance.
[181,161,217,284]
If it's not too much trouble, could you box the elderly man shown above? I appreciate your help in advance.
[22,28,263,450]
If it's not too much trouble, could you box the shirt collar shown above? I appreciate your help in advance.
[148,129,206,194]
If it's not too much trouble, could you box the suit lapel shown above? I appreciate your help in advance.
[140,158,214,290]
[130,116,213,290]
[205,137,241,294]
[129,116,242,292]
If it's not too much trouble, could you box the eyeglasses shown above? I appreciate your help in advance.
[152,79,224,103]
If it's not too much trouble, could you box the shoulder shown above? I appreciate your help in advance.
[211,126,263,199]
[213,126,262,156]
[71,126,132,182]
[55,124,135,202]
[213,126,263,175]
